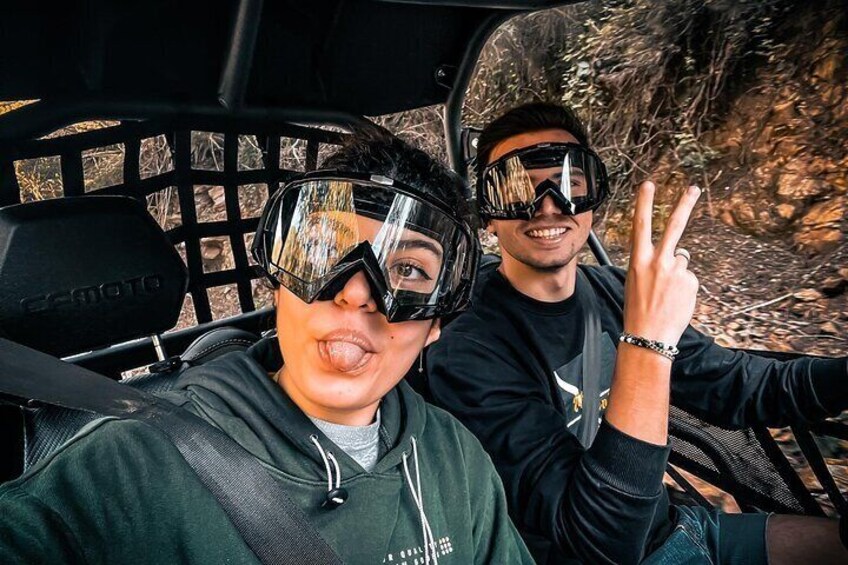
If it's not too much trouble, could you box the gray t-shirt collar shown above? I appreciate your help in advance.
[308,410,382,472]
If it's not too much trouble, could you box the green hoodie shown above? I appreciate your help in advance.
[0,341,532,564]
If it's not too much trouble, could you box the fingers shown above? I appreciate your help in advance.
[682,269,700,297]
[658,185,701,256]
[675,251,700,299]
[631,181,656,261]
[673,253,690,272]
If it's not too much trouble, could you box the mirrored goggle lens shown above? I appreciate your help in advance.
[482,146,605,214]
[266,179,467,306]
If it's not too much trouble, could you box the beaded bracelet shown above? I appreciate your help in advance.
[619,332,680,361]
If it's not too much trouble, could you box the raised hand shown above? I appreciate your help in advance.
[622,181,701,349]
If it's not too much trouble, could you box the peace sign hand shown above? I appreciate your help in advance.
[622,181,702,349]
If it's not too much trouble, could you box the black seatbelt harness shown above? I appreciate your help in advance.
[575,268,603,448]
[0,338,344,565]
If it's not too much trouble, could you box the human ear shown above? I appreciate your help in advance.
[424,319,441,347]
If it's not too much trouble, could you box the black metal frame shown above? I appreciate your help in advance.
[0,100,369,147]
[61,307,273,377]
[667,412,828,516]
[444,11,511,186]
[217,0,265,111]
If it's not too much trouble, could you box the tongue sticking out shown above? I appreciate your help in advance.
[323,341,369,372]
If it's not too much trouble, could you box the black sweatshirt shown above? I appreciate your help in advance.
[426,263,848,564]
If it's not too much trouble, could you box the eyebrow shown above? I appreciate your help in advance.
[396,238,443,259]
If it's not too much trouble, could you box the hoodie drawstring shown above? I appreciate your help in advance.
[403,436,438,565]
[327,452,341,489]
[312,432,438,561]
[310,434,347,508]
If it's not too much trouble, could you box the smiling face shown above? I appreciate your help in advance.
[487,129,593,272]
[274,215,442,425]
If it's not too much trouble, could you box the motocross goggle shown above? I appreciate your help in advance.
[252,171,479,322]
[477,142,609,221]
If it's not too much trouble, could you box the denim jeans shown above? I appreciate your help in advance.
[642,505,769,565]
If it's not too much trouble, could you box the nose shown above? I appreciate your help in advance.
[535,194,563,216]
[333,270,378,313]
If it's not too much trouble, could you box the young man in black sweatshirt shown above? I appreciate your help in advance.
[426,102,848,564]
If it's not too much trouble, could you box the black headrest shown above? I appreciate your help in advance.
[0,196,188,357]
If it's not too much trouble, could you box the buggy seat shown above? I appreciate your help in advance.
[0,195,260,479]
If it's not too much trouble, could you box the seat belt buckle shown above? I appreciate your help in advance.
[148,356,182,374]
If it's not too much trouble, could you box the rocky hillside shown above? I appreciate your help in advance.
[709,15,846,256]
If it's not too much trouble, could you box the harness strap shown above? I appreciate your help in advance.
[0,338,344,565]
[575,268,602,448]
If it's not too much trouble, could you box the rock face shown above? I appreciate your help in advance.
[776,172,828,201]
[793,197,845,254]
[710,9,847,256]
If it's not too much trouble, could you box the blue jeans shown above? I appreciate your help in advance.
[642,506,770,565]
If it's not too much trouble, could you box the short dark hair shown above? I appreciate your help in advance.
[322,126,470,220]
[475,102,590,179]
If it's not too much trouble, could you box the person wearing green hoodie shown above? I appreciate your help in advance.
[0,130,534,564]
